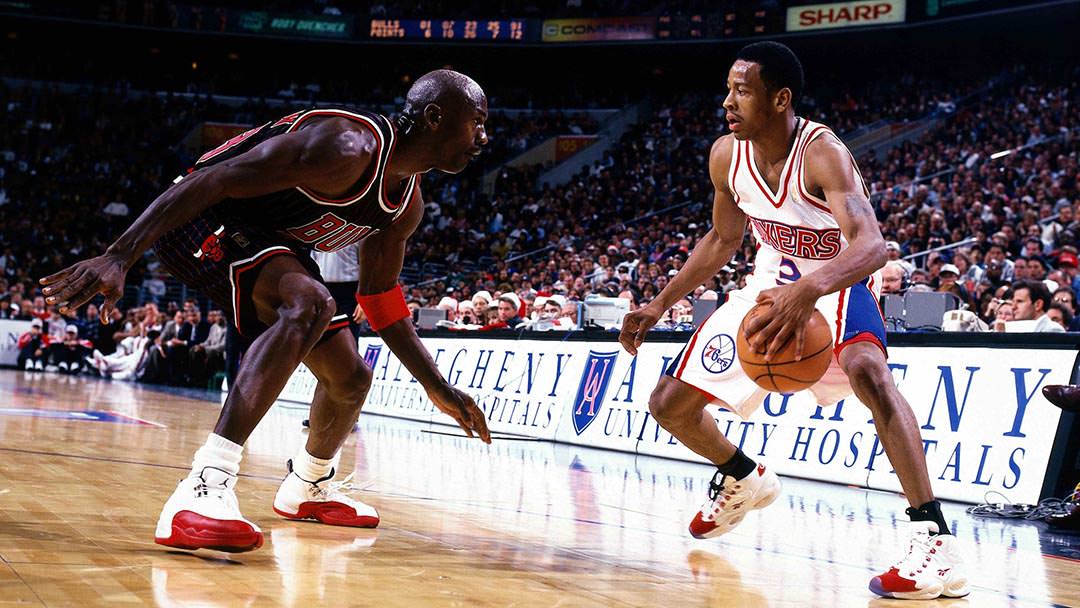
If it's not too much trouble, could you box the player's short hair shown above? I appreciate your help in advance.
[735,41,804,108]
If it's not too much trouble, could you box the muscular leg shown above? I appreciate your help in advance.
[300,330,373,460]
[839,341,934,507]
[649,376,737,466]
[212,255,336,444]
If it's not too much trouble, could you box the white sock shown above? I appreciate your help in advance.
[190,433,243,478]
[292,446,339,483]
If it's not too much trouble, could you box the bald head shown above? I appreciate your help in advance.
[403,69,485,117]
[396,69,488,174]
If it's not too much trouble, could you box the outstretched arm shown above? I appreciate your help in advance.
[357,183,491,443]
[619,135,746,355]
[40,119,374,321]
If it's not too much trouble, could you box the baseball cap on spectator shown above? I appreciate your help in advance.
[1058,252,1079,268]
[30,318,42,328]
[699,290,719,301]
[65,324,78,336]
[885,241,901,252]
[939,264,960,277]
[606,245,619,254]
[437,297,457,310]
[688,223,698,230]
[667,269,678,277]
[547,295,567,308]
[472,290,493,305]
[534,296,549,308]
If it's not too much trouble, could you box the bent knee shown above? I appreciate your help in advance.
[278,285,336,331]
[648,381,701,426]
[842,351,895,397]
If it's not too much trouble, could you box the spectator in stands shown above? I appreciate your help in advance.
[880,261,907,295]
[17,317,48,370]
[1057,251,1080,294]
[0,295,15,319]
[495,293,523,329]
[90,326,151,381]
[47,324,90,374]
[1046,303,1073,331]
[1051,287,1080,331]
[936,264,970,304]
[191,309,227,387]
[1005,280,1064,332]
[983,244,1015,283]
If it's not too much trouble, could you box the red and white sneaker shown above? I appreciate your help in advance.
[272,461,379,528]
[154,467,264,553]
[689,463,781,539]
[870,521,970,600]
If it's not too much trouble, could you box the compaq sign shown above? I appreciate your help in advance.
[786,0,906,32]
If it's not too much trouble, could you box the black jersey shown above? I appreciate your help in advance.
[189,108,418,252]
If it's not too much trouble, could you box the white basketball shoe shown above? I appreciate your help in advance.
[273,461,379,528]
[869,521,970,600]
[154,466,263,552]
[689,463,781,539]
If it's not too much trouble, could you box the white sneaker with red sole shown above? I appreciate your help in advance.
[689,463,781,539]
[870,521,970,600]
[154,466,264,553]
[272,461,380,528]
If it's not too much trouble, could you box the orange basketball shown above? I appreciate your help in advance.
[736,303,833,393]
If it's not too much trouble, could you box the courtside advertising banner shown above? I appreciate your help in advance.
[786,0,906,32]
[0,319,32,366]
[541,17,655,42]
[274,336,1073,504]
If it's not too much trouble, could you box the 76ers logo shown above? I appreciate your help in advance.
[700,334,735,374]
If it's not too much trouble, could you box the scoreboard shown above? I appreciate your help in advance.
[369,19,529,41]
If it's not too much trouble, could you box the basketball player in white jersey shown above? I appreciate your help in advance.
[619,42,968,600]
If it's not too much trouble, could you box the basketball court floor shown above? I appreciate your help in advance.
[1,369,1077,607]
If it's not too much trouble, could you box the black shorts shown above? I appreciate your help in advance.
[153,210,350,344]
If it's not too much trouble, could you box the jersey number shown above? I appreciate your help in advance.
[777,257,802,285]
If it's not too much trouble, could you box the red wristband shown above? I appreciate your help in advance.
[356,285,410,331]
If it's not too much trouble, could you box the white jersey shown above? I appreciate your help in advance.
[727,117,870,292]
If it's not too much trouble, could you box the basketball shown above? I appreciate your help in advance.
[736,304,833,393]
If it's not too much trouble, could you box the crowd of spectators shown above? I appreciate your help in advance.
[6,289,229,384]
[1,61,1077,367]
[400,66,1078,334]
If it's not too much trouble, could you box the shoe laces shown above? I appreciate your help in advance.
[707,470,738,503]
[895,528,937,576]
[305,470,376,501]
[192,471,239,510]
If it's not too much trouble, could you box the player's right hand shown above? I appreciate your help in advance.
[39,253,127,323]
[619,305,663,356]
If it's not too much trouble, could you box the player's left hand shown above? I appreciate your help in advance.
[745,283,820,362]
[427,384,491,444]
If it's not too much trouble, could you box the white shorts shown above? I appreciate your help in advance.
[666,278,887,420]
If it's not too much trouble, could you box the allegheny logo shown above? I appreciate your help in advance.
[572,350,619,435]
[363,344,382,369]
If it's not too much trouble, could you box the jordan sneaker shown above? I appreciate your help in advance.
[154,466,263,552]
[689,463,781,539]
[869,521,970,600]
[273,460,379,527]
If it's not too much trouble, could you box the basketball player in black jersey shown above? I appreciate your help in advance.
[40,69,491,552]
